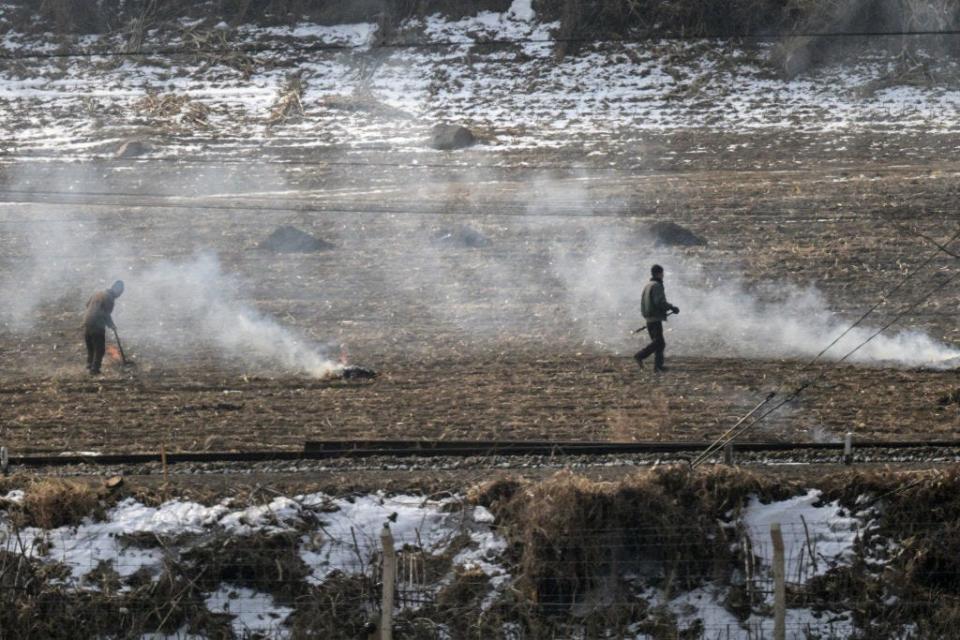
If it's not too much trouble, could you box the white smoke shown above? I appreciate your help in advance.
[550,222,960,368]
[119,253,340,378]
[0,163,340,378]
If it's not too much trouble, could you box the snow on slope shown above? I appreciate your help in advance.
[1,0,959,162]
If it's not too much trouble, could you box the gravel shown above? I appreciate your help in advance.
[8,447,960,478]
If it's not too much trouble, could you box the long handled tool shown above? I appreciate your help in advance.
[111,326,136,367]
[633,309,675,333]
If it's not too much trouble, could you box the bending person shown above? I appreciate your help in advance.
[83,280,124,375]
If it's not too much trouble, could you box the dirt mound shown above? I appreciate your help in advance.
[259,225,334,253]
[429,124,476,151]
[432,225,491,248]
[647,221,707,247]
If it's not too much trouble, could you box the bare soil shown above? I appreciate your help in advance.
[2,139,960,455]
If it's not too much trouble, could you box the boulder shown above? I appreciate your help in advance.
[429,124,476,151]
[648,222,707,247]
[259,225,335,253]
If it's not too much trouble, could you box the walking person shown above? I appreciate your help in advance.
[83,280,124,375]
[634,265,678,372]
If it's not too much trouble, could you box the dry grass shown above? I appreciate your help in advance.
[21,0,960,45]
[474,466,788,612]
[18,478,101,529]
[134,92,212,130]
[267,74,306,125]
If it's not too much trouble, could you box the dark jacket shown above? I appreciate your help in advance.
[641,278,672,322]
[84,290,117,331]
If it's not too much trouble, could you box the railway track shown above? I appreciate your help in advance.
[6,438,960,468]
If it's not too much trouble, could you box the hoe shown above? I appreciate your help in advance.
[111,326,136,368]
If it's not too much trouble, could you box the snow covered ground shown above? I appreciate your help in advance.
[0,487,877,638]
[0,489,507,638]
[1,0,959,165]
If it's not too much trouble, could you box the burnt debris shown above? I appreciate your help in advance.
[341,365,377,380]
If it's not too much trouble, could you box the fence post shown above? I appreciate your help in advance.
[380,524,396,640]
[771,522,786,640]
[0,446,8,476]
[843,432,853,465]
[723,442,734,466]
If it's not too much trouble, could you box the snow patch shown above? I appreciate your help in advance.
[743,489,862,583]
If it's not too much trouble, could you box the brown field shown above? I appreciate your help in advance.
[2,135,960,455]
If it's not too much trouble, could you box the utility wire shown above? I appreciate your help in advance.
[798,225,960,370]
[5,28,960,61]
[5,155,951,183]
[694,226,960,466]
[691,260,960,467]
[0,192,919,224]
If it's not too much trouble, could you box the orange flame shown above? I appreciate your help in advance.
[105,344,122,363]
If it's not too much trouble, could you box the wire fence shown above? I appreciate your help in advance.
[0,499,931,640]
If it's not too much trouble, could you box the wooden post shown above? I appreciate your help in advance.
[723,442,734,466]
[843,432,853,465]
[0,446,8,476]
[771,522,786,640]
[160,444,169,501]
[380,524,396,640]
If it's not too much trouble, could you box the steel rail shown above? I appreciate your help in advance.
[6,439,960,468]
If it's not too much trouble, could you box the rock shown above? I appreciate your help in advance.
[429,124,476,151]
[433,225,490,248]
[104,475,124,489]
[115,139,151,158]
[259,225,335,253]
[647,221,707,247]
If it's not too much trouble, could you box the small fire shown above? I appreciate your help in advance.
[105,344,122,363]
[339,345,349,365]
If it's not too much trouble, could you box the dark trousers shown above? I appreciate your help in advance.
[634,321,665,370]
[85,327,106,373]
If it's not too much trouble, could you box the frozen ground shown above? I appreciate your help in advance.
[0,487,877,639]
[1,0,959,166]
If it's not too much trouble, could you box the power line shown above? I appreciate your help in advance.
[712,266,959,457]
[5,28,960,61]
[6,155,954,184]
[0,191,930,224]
[799,225,960,369]
[694,225,960,466]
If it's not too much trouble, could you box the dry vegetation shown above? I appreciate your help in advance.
[21,0,960,38]
[4,467,960,637]
[15,478,102,529]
